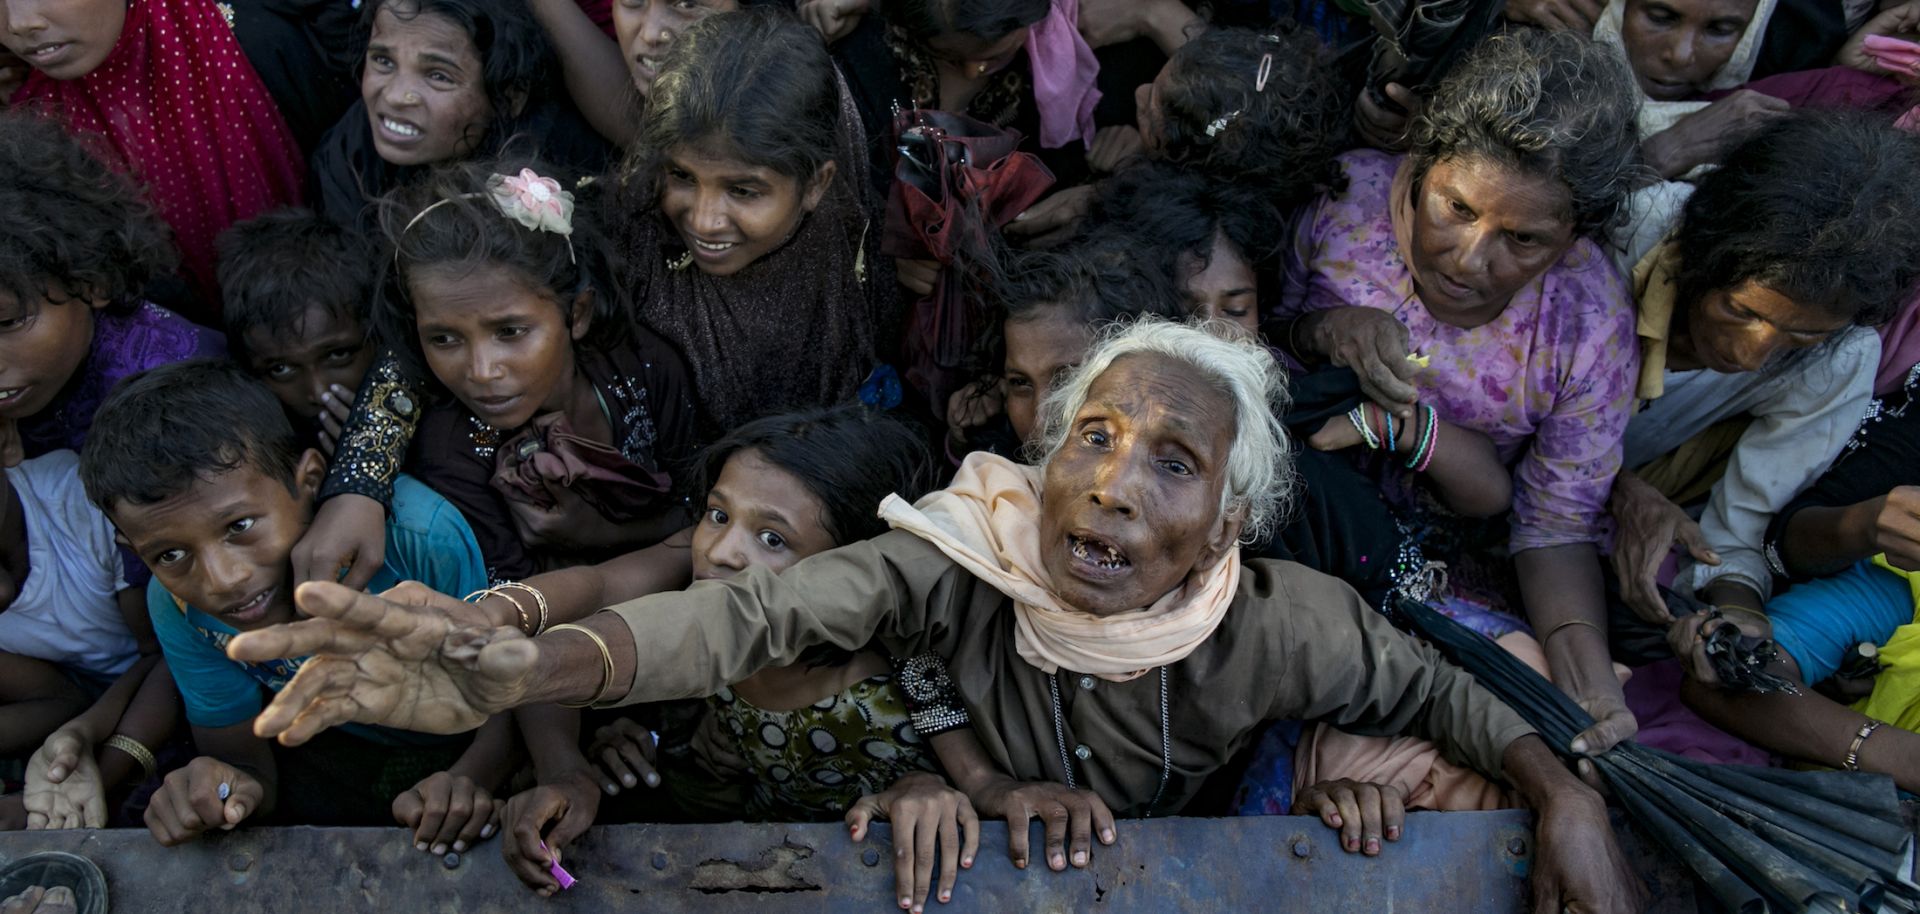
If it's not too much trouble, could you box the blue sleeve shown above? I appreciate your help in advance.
[146,580,264,729]
[383,475,491,599]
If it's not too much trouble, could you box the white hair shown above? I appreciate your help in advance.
[1029,317,1295,543]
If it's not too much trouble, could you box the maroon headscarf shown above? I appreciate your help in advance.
[12,0,306,314]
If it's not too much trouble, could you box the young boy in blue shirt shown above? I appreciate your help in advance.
[79,360,512,854]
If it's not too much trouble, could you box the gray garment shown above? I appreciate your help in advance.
[606,529,1535,816]
[1623,326,1878,599]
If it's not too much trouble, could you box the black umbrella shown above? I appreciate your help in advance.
[1386,597,1918,913]
[1344,0,1506,113]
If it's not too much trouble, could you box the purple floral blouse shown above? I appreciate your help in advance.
[1279,151,1639,551]
[22,301,227,458]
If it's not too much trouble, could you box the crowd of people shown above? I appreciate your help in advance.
[3,0,1920,909]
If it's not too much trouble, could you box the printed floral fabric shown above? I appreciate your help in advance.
[1280,150,1640,550]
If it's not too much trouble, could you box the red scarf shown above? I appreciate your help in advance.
[13,0,306,312]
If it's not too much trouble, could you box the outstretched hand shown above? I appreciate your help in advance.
[226,581,541,744]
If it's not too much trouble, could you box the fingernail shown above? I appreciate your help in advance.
[50,767,66,780]
[1347,839,1358,851]
[416,842,428,852]
[623,775,637,787]
[1014,859,1026,870]
[1329,815,1342,827]
[900,898,911,909]
[431,844,446,855]
[961,857,973,868]
[913,904,924,913]
[646,773,660,787]
[321,391,332,402]
[604,782,618,794]
[1073,851,1087,865]
[1051,854,1064,869]
[1014,211,1029,220]
[1387,826,1400,840]
[1367,839,1379,853]
[1101,829,1114,843]
[1571,740,1589,754]
[481,824,495,838]
[940,891,951,902]
[454,841,467,853]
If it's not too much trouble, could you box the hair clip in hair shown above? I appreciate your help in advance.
[1204,110,1243,138]
[399,168,578,264]
[1255,53,1274,93]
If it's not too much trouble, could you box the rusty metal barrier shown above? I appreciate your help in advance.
[0,811,1707,912]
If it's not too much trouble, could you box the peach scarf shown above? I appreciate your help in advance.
[877,452,1240,682]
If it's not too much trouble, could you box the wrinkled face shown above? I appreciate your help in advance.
[0,291,101,422]
[921,26,1028,78]
[0,0,125,81]
[1135,60,1174,157]
[1407,156,1576,320]
[110,454,325,631]
[1003,307,1095,446]
[658,143,832,277]
[691,450,838,581]
[361,4,493,167]
[613,0,736,96]
[409,262,589,430]
[1038,353,1240,617]
[242,306,375,421]
[1683,280,1851,374]
[1181,233,1259,336]
[1621,0,1756,101]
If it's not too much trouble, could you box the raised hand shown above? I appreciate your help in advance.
[23,729,106,830]
[226,581,541,743]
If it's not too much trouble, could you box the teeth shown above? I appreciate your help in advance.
[0,389,19,401]
[640,56,661,70]
[694,240,734,252]
[1070,535,1127,569]
[381,117,421,137]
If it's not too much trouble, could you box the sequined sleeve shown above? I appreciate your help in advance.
[892,652,972,737]
[318,350,423,507]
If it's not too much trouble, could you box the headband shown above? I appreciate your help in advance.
[400,168,578,264]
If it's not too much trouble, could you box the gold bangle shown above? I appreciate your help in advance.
[547,623,618,709]
[1542,618,1604,645]
[103,734,158,781]
[466,587,531,635]
[1844,720,1882,771]
[494,582,550,636]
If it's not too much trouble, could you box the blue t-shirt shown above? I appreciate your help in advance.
[149,475,488,744]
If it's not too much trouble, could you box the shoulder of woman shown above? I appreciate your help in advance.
[1231,558,1373,644]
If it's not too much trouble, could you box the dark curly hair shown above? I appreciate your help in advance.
[373,157,631,380]
[357,0,554,147]
[1089,160,1285,304]
[873,0,1050,43]
[1154,22,1351,209]
[0,112,176,313]
[218,208,374,360]
[1673,109,1920,329]
[624,8,839,188]
[1407,28,1643,240]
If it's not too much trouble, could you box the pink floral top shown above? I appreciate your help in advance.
[1280,151,1639,551]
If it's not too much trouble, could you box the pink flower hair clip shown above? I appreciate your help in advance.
[400,167,579,263]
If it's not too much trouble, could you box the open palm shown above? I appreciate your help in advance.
[227,581,542,744]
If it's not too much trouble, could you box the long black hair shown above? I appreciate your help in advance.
[1090,160,1285,303]
[357,0,555,147]
[372,157,631,380]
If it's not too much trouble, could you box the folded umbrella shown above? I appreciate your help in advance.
[1388,596,1916,913]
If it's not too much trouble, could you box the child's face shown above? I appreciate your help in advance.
[109,451,326,631]
[691,450,837,581]
[243,306,375,421]
[920,26,1029,80]
[659,143,836,278]
[1180,232,1259,337]
[360,4,493,167]
[0,0,126,81]
[1002,307,1094,446]
[613,0,738,97]
[0,292,103,423]
[409,262,590,430]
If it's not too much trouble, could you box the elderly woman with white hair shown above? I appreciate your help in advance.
[226,319,1638,911]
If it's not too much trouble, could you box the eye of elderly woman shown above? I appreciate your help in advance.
[1038,352,1242,618]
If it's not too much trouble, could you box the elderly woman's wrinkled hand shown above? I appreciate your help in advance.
[1296,779,1405,856]
[969,777,1115,872]
[1299,307,1419,416]
[1642,91,1791,179]
[1531,789,1645,914]
[1666,609,1771,686]
[226,581,540,743]
[846,771,980,912]
[1607,471,1718,625]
